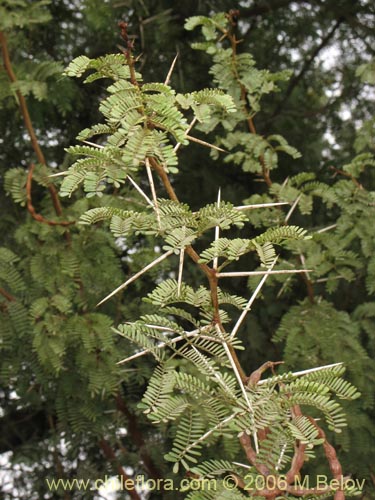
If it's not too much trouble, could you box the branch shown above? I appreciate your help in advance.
[247,361,284,386]
[329,165,362,189]
[270,17,344,121]
[115,25,229,365]
[149,157,247,387]
[299,253,315,304]
[0,31,63,217]
[118,21,139,87]
[284,404,307,486]
[115,395,164,481]
[225,27,272,186]
[26,164,75,227]
[0,287,16,302]
[240,0,308,18]
[99,439,141,500]
[239,433,270,476]
[215,325,258,452]
[308,417,346,500]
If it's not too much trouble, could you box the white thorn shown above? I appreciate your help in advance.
[217,269,312,278]
[213,188,221,270]
[285,194,301,223]
[116,325,214,365]
[81,140,105,149]
[145,158,161,229]
[164,53,179,85]
[48,171,68,178]
[316,224,337,233]
[275,443,287,471]
[315,275,344,283]
[299,253,311,282]
[232,461,252,470]
[127,175,154,208]
[234,202,289,210]
[177,247,185,297]
[186,134,227,153]
[96,249,174,306]
[215,325,259,453]
[257,362,344,385]
[174,117,197,153]
[182,412,239,457]
[230,257,278,340]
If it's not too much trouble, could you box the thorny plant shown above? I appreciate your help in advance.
[58,12,363,500]
[1,8,364,500]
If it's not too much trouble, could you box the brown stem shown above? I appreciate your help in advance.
[247,361,284,385]
[149,158,212,276]
[329,165,362,189]
[99,439,141,500]
[240,0,308,18]
[226,28,272,187]
[285,442,307,483]
[115,394,163,481]
[284,398,307,485]
[118,22,139,87]
[116,25,237,374]
[48,415,71,500]
[0,288,16,302]
[150,157,247,381]
[270,18,344,121]
[0,31,63,216]
[301,272,315,304]
[27,164,75,226]
[308,417,346,500]
[239,433,270,476]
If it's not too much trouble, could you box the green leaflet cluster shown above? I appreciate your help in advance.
[185,14,301,176]
[61,54,236,197]
[50,12,365,496]
[0,4,370,498]
[131,353,358,475]
[0,220,124,433]
[186,21,375,470]
[0,0,52,30]
[186,12,375,485]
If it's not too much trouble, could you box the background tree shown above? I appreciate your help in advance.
[1,1,375,498]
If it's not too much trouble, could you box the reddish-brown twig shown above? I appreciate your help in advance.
[329,165,362,189]
[0,31,63,216]
[223,19,272,188]
[115,394,163,481]
[0,287,16,302]
[308,417,346,500]
[99,439,141,500]
[26,164,74,226]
